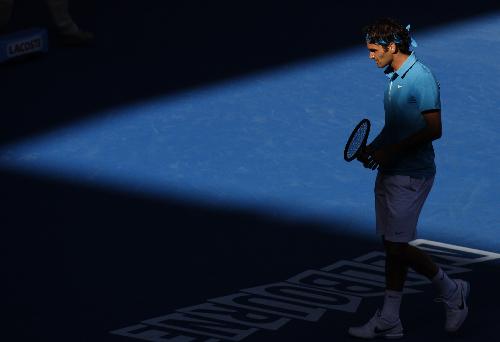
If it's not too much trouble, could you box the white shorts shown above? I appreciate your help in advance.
[375,173,435,243]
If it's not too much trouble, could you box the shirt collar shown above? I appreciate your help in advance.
[384,52,418,80]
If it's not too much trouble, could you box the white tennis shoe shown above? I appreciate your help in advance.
[348,309,403,339]
[435,279,470,333]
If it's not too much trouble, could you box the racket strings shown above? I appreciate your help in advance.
[346,123,368,159]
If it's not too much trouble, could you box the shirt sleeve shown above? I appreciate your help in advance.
[415,71,441,113]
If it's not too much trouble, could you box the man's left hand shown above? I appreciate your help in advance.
[367,145,398,170]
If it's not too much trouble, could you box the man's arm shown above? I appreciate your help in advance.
[366,110,441,169]
[392,110,442,153]
[368,126,387,151]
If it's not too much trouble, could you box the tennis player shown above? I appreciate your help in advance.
[349,18,470,339]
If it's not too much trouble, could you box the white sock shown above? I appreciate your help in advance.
[381,290,402,323]
[432,267,457,299]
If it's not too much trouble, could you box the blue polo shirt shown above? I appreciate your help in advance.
[370,52,441,178]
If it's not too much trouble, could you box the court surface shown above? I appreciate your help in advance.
[2,2,499,341]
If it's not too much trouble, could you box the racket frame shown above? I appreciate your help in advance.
[343,118,371,162]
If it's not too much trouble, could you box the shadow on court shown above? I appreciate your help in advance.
[2,0,500,144]
[2,169,499,342]
[1,167,371,341]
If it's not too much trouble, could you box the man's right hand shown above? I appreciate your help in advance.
[356,145,377,170]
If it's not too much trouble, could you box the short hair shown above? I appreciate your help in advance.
[363,18,411,54]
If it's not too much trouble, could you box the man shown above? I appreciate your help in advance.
[0,0,93,45]
[348,18,470,339]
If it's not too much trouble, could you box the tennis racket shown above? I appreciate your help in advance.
[344,118,371,162]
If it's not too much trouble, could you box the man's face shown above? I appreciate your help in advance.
[367,42,393,68]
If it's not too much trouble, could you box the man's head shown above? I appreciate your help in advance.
[363,18,412,68]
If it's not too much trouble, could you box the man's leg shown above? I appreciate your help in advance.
[347,237,441,339]
[383,239,461,308]
[349,174,469,338]
[381,239,408,325]
[45,0,77,33]
[400,243,438,278]
[383,239,411,290]
[45,0,93,44]
[347,175,407,338]
[386,239,469,333]
[348,239,405,339]
[389,240,458,298]
[0,0,14,32]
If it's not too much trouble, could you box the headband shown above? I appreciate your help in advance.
[366,24,418,48]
